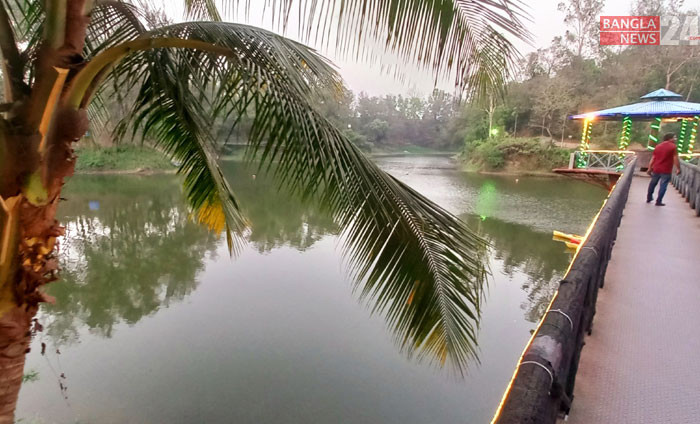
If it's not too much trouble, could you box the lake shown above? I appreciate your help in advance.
[16,156,605,424]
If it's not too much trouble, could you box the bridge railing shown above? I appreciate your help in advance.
[491,158,638,424]
[672,160,700,216]
[570,150,636,171]
[679,153,700,166]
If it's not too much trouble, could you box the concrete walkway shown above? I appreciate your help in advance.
[566,176,700,423]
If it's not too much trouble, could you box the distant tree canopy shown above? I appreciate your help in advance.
[87,83,463,152]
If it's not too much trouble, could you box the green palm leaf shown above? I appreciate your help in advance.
[207,0,531,96]
[184,0,222,21]
[85,20,488,371]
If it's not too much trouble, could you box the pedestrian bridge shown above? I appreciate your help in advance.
[490,156,700,423]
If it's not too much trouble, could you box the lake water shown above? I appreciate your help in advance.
[16,156,605,424]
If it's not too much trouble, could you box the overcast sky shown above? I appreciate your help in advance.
[165,0,638,96]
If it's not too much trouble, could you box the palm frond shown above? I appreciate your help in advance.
[184,0,222,21]
[0,0,43,87]
[83,0,148,135]
[87,0,147,53]
[96,21,487,371]
[113,45,248,252]
[0,0,42,42]
[227,0,531,96]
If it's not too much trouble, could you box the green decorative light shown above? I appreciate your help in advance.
[678,119,689,154]
[617,116,632,170]
[647,117,661,149]
[577,118,593,168]
[687,116,699,156]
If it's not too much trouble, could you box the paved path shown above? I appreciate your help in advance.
[565,176,700,424]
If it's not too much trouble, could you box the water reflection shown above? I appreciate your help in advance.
[47,175,219,343]
[47,163,587,346]
[46,166,340,344]
[226,163,338,252]
[465,215,572,323]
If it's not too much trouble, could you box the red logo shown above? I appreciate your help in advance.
[600,16,660,45]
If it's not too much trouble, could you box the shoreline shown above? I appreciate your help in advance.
[74,162,561,178]
[74,152,562,178]
[75,168,177,175]
[464,169,562,178]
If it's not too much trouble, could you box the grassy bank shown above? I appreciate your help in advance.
[461,137,571,174]
[75,146,174,173]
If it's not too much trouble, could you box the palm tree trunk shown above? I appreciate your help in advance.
[0,305,34,424]
[0,128,79,422]
[0,1,93,419]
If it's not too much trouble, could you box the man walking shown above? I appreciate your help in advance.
[647,133,680,206]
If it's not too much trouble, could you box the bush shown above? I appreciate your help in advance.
[75,146,173,171]
[463,136,571,171]
[475,142,505,169]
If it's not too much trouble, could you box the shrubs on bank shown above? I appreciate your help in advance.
[463,137,571,172]
[75,146,174,172]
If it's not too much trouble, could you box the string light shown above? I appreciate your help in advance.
[677,119,689,154]
[617,116,632,170]
[647,117,661,150]
[577,118,593,168]
[688,116,699,156]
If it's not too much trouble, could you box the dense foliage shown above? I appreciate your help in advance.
[462,136,571,171]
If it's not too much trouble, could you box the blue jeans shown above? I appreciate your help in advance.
[647,173,671,203]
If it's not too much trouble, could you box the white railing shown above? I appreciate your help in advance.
[570,150,636,171]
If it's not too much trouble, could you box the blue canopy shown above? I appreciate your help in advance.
[639,88,683,100]
[570,89,700,121]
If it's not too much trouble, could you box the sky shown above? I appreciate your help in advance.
[164,0,638,96]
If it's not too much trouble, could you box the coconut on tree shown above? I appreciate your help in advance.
[0,0,527,420]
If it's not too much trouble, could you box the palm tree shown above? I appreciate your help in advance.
[0,0,527,420]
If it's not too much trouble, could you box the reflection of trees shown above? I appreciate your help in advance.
[222,162,338,252]
[465,215,572,323]
[45,175,219,344]
[44,168,339,344]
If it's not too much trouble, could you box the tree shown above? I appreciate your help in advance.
[558,0,605,58]
[531,78,576,140]
[520,36,571,79]
[366,118,390,144]
[0,0,528,420]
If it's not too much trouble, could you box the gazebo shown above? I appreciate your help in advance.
[570,89,700,157]
[555,89,700,189]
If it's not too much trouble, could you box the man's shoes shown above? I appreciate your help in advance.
[646,199,653,203]
[655,202,666,206]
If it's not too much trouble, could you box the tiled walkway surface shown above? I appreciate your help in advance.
[566,176,700,423]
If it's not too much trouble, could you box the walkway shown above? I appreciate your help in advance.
[566,176,700,423]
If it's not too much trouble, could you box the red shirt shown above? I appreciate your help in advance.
[651,140,677,174]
